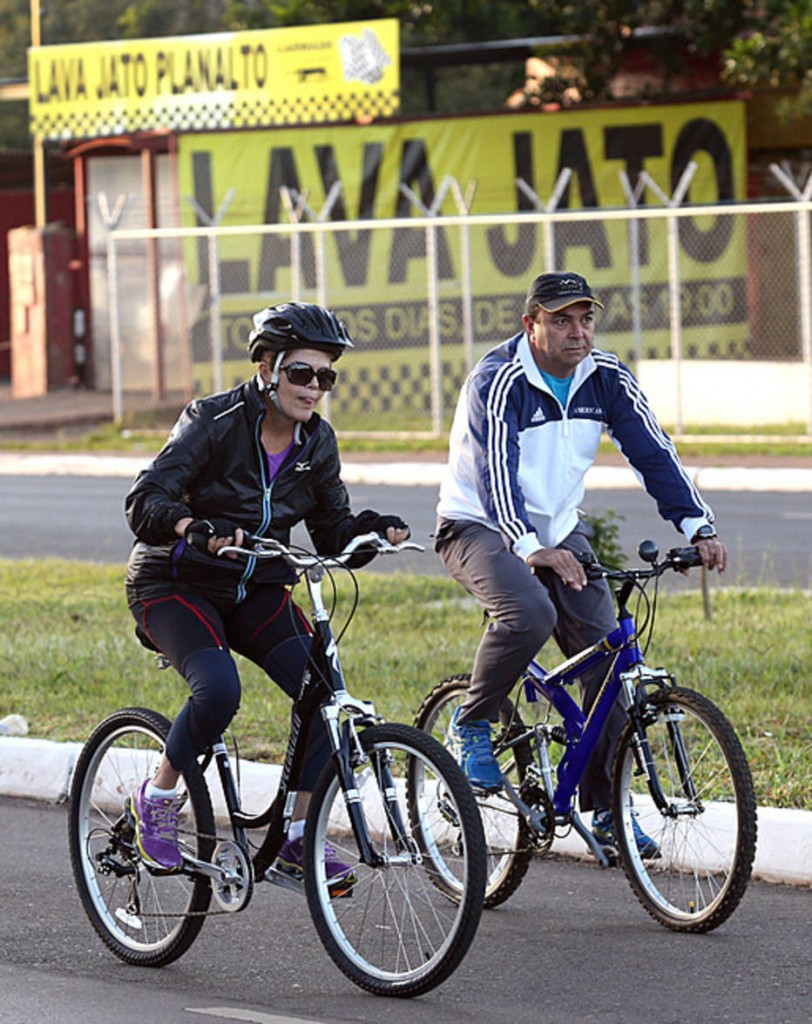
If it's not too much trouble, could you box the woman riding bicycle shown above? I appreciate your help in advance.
[436,271,727,857]
[124,301,409,878]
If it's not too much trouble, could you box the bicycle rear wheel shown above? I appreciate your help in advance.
[304,722,486,997]
[415,675,537,908]
[612,687,757,933]
[68,707,215,966]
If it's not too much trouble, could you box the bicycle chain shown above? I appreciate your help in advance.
[124,828,264,919]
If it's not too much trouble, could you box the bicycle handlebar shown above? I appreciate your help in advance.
[217,532,425,570]
[578,540,703,581]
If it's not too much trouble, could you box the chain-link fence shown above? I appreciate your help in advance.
[98,196,812,434]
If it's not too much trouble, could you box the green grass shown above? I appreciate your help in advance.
[1,421,810,459]
[1,559,809,810]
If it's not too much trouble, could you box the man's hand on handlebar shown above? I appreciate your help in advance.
[527,547,588,591]
[693,536,728,574]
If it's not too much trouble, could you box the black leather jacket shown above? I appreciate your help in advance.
[125,375,390,604]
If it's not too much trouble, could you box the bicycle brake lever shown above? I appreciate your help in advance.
[382,540,425,554]
[575,550,604,577]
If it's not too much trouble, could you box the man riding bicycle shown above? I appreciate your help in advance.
[435,271,727,857]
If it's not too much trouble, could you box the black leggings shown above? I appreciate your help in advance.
[129,584,331,789]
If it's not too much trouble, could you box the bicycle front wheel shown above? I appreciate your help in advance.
[415,675,537,908]
[612,687,757,933]
[305,722,486,997]
[68,707,215,966]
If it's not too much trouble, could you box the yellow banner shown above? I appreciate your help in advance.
[177,100,747,361]
[28,19,399,140]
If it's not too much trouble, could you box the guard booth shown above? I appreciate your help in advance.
[8,223,76,397]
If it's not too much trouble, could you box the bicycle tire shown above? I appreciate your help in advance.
[612,687,757,933]
[304,722,486,997]
[68,707,215,966]
[414,675,536,908]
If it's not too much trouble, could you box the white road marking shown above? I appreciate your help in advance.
[187,1008,327,1024]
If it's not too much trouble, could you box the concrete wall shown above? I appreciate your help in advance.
[638,360,811,427]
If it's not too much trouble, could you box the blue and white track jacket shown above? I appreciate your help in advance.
[437,332,714,560]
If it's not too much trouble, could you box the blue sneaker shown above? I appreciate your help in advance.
[449,708,502,791]
[592,808,661,859]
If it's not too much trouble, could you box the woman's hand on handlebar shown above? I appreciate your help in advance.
[385,524,410,545]
[363,514,410,547]
[178,517,246,558]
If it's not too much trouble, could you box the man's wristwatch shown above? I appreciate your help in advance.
[691,525,717,542]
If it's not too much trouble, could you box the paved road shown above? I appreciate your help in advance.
[0,473,810,589]
[1,797,808,1024]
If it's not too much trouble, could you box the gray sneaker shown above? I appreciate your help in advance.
[130,780,184,870]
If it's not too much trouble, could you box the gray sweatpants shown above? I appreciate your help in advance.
[436,517,626,812]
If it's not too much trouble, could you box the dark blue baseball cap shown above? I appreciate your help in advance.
[526,272,603,314]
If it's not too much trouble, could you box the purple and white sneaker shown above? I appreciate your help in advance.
[129,780,184,871]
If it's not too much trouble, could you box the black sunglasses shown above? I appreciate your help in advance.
[280,361,337,391]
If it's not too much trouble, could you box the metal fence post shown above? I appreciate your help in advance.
[399,176,460,435]
[769,163,812,434]
[516,169,573,270]
[280,183,344,419]
[448,178,478,374]
[619,171,648,367]
[98,192,130,423]
[281,182,343,306]
[107,233,122,424]
[280,186,310,302]
[637,163,697,434]
[186,188,235,394]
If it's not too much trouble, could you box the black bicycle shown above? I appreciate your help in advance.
[68,533,486,997]
[415,540,757,933]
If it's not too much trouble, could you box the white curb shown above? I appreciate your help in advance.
[2,736,809,887]
[0,452,811,492]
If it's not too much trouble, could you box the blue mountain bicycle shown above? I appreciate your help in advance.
[415,539,757,933]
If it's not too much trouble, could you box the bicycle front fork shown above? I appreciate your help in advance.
[621,668,696,815]
[327,715,416,869]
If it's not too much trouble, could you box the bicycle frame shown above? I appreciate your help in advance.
[201,541,413,881]
[518,611,644,818]
[499,562,690,850]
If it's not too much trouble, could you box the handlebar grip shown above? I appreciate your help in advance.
[668,546,704,569]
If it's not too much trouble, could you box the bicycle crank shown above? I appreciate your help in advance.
[517,779,555,854]
[186,841,254,911]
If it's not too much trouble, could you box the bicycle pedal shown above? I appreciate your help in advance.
[263,864,354,899]
[263,865,305,896]
[471,782,503,796]
[599,844,619,867]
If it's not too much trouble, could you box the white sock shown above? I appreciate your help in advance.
[146,782,178,800]
[288,819,305,841]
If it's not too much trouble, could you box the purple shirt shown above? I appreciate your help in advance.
[266,440,294,481]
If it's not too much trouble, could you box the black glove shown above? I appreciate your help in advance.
[362,514,410,539]
[347,513,410,568]
[184,518,239,551]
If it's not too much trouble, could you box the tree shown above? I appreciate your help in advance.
[722,0,812,122]
[117,0,229,38]
[2,0,810,150]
